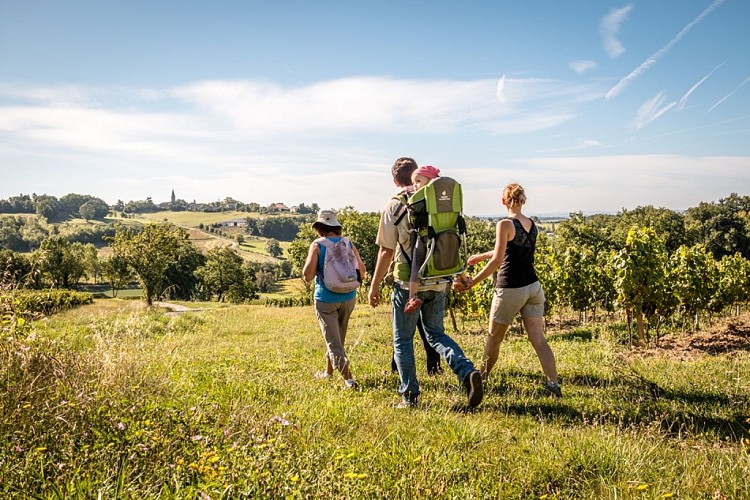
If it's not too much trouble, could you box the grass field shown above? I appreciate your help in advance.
[2,299,749,498]
[126,210,306,228]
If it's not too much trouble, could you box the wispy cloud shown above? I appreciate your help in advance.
[633,92,677,129]
[605,0,726,100]
[496,75,507,104]
[707,75,750,113]
[678,62,726,111]
[600,5,633,58]
[569,60,597,75]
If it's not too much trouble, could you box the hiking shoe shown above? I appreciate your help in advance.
[404,297,422,313]
[544,381,562,398]
[463,370,484,408]
[344,379,360,390]
[395,396,419,409]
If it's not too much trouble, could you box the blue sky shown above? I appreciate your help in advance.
[1,0,748,216]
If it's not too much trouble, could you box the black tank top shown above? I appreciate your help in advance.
[495,218,538,288]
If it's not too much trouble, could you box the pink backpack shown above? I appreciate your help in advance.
[316,237,360,293]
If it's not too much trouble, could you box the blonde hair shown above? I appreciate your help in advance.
[503,183,526,208]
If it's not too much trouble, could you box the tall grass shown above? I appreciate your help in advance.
[1,300,748,498]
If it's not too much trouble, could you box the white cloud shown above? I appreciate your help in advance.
[677,62,725,111]
[633,92,677,129]
[496,75,507,104]
[569,60,597,74]
[606,0,726,100]
[707,75,750,113]
[600,5,633,58]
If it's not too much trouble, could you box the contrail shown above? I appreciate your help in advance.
[678,61,726,111]
[708,75,750,113]
[606,0,725,100]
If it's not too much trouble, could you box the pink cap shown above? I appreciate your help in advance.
[414,165,440,179]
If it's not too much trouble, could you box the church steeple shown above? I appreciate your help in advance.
[171,189,176,204]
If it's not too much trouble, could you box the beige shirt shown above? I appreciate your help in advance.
[376,192,446,292]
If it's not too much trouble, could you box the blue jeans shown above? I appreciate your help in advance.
[391,285,476,401]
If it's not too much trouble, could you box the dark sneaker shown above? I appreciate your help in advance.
[545,381,562,398]
[464,370,484,408]
[395,396,418,409]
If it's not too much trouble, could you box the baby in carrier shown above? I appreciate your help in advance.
[404,165,441,313]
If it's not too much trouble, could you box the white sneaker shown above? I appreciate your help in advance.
[315,371,332,380]
[344,379,360,390]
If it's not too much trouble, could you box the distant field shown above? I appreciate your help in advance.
[124,210,305,227]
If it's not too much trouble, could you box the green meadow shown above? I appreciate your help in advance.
[2,299,749,498]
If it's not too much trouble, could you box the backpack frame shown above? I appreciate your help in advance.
[394,177,468,286]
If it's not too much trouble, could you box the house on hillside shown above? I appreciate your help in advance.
[268,203,290,213]
[217,218,248,227]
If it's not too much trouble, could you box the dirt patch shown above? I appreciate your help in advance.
[633,313,750,360]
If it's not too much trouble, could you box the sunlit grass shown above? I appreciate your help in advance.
[2,300,748,498]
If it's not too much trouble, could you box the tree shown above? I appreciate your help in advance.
[33,194,62,221]
[79,201,96,221]
[0,249,32,288]
[287,225,317,291]
[110,223,185,305]
[337,210,380,281]
[266,238,283,258]
[37,236,86,289]
[162,240,206,300]
[100,254,132,297]
[685,198,750,259]
[196,247,257,302]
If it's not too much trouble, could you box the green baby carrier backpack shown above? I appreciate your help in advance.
[394,177,468,285]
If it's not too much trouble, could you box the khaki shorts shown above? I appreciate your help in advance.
[489,281,546,325]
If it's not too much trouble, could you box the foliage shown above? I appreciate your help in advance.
[162,240,206,301]
[99,255,132,298]
[0,289,93,326]
[684,193,750,259]
[288,225,319,280]
[337,210,380,281]
[254,216,303,241]
[196,247,258,303]
[613,227,670,343]
[265,238,282,258]
[716,252,750,313]
[669,244,720,330]
[110,223,186,305]
[37,237,89,289]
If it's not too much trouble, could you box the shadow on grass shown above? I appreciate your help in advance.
[480,368,750,443]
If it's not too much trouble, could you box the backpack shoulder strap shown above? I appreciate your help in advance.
[392,192,409,226]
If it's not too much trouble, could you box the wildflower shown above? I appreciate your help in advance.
[343,472,367,479]
[269,416,290,426]
[290,474,299,483]
[116,422,126,431]
[191,435,202,441]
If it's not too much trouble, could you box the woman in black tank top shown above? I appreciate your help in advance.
[454,183,561,397]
